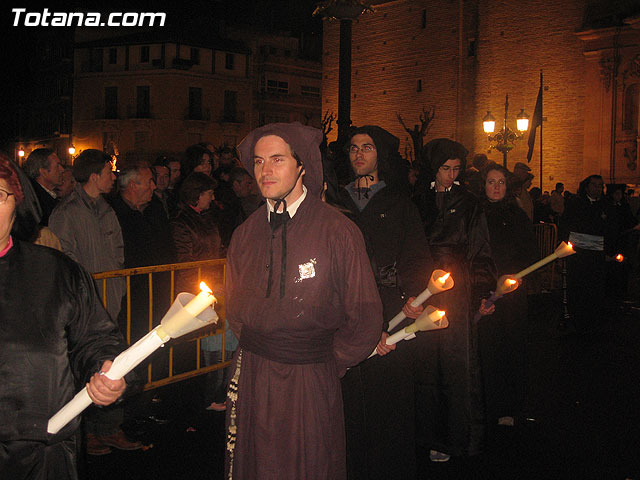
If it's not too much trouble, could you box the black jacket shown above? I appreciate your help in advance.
[337,185,431,327]
[415,184,496,300]
[483,199,537,275]
[0,240,127,477]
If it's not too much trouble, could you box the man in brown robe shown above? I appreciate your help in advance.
[225,122,383,479]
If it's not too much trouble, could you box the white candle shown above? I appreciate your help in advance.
[370,307,448,358]
[47,283,217,434]
[160,282,216,337]
[513,242,575,280]
[387,270,453,332]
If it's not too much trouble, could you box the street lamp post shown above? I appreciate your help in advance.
[482,94,529,169]
[315,1,373,182]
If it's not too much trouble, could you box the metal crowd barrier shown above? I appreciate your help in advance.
[533,222,558,291]
[93,259,230,391]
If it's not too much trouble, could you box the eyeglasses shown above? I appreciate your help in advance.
[348,144,376,154]
[0,189,15,205]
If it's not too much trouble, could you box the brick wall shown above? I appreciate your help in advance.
[323,0,590,191]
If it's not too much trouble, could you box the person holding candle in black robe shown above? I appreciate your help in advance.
[224,122,383,480]
[412,138,496,462]
[0,155,129,479]
[479,164,537,432]
[336,125,431,479]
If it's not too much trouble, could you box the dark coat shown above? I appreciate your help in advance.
[30,178,59,227]
[413,183,496,456]
[0,240,127,479]
[109,195,175,268]
[337,184,431,480]
[479,199,536,422]
[170,205,222,294]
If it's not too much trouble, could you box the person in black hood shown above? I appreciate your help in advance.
[478,164,537,433]
[337,125,431,479]
[412,138,496,462]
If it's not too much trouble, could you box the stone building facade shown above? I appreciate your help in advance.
[322,0,640,191]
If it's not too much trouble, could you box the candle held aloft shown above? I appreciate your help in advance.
[616,254,624,263]
[513,241,575,280]
[387,270,454,332]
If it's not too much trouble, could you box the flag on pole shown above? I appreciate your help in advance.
[526,85,542,163]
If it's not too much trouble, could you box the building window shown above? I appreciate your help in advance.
[189,87,203,120]
[225,53,234,70]
[134,131,150,152]
[136,86,150,118]
[140,46,150,63]
[105,87,118,119]
[191,48,200,65]
[109,47,117,64]
[421,9,427,29]
[265,78,289,94]
[417,79,422,92]
[623,83,639,133]
[224,90,238,121]
[91,48,104,72]
[468,39,477,57]
[301,85,320,98]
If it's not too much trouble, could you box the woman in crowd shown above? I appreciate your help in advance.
[479,164,537,432]
[170,172,237,411]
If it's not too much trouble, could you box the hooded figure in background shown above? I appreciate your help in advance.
[412,138,496,461]
[337,125,431,479]
[224,122,383,480]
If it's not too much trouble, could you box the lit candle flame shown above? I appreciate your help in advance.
[200,281,212,294]
[437,273,450,284]
[567,242,573,249]
[436,310,446,318]
[506,278,517,286]
[616,254,624,262]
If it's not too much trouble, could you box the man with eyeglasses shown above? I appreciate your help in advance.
[412,138,496,463]
[337,125,431,479]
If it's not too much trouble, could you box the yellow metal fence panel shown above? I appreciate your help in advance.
[533,223,558,291]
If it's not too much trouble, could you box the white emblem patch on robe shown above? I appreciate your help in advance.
[296,258,317,282]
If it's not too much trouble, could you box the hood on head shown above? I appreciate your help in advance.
[237,122,324,197]
[423,138,468,179]
[349,125,408,191]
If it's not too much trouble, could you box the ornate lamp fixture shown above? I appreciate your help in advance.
[483,94,529,168]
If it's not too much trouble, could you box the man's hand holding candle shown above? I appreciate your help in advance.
[86,360,126,406]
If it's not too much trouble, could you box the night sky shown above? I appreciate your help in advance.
[0,0,322,151]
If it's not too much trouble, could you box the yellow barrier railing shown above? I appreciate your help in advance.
[533,222,558,291]
[93,259,231,391]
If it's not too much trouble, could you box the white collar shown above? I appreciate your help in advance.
[430,180,460,192]
[39,181,58,199]
[266,185,307,220]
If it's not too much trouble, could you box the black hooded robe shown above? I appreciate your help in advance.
[337,125,431,479]
[0,240,128,479]
[413,139,496,457]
